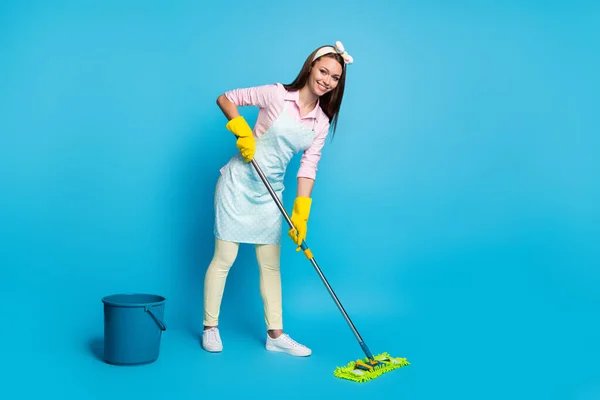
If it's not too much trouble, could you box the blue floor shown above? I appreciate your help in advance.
[4,243,599,400]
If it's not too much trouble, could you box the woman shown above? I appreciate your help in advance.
[202,41,353,356]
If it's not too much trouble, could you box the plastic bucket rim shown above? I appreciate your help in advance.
[102,293,166,308]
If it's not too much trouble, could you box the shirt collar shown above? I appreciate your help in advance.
[284,89,320,120]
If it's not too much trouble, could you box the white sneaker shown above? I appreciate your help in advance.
[265,333,311,357]
[202,327,223,352]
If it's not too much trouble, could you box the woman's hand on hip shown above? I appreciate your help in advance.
[225,116,255,162]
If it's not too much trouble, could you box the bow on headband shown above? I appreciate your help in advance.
[313,41,354,65]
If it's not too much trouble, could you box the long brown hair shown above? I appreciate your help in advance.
[283,46,347,137]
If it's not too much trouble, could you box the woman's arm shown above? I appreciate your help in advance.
[216,94,240,120]
[297,177,315,197]
[217,83,280,120]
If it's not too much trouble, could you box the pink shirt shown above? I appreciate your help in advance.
[224,83,330,180]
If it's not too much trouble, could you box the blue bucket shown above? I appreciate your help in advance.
[101,293,167,365]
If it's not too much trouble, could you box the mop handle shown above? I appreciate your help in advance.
[250,158,375,361]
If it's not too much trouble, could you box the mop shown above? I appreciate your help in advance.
[250,158,410,383]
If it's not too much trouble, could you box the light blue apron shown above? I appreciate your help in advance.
[214,101,317,245]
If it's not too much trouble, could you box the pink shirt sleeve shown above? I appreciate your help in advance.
[224,83,280,109]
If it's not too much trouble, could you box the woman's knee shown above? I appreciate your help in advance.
[212,238,239,268]
[255,244,281,270]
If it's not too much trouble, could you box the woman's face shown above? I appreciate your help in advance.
[308,56,343,97]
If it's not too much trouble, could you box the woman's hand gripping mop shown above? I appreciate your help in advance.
[250,157,410,383]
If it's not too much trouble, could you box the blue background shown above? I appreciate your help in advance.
[1,0,599,399]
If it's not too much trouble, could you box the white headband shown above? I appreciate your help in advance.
[313,41,354,65]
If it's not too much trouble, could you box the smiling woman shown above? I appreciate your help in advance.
[201,41,353,358]
[282,41,352,134]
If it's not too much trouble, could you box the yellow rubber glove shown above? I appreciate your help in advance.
[288,196,312,251]
[226,116,255,162]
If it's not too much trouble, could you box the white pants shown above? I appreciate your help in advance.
[203,238,283,330]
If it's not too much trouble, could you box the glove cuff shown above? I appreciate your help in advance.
[226,116,253,138]
[293,196,312,219]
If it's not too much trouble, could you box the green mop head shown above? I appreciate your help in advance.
[333,352,410,383]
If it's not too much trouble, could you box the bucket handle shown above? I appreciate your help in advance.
[145,306,167,331]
